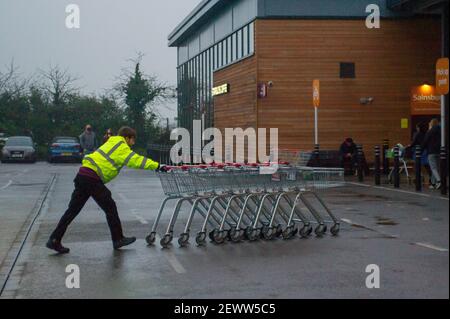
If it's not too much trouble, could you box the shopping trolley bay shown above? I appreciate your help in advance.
[0,163,448,299]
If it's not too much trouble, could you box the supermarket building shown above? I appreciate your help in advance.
[168,0,449,160]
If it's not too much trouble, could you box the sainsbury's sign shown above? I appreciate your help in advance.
[411,85,441,115]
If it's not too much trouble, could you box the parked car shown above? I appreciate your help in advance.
[1,136,37,163]
[48,136,83,163]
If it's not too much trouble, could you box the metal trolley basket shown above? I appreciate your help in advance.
[146,163,345,248]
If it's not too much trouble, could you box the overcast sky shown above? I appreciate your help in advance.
[0,0,201,120]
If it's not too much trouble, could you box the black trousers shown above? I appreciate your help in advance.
[50,174,124,242]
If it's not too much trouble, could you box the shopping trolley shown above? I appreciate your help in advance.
[387,144,411,184]
[146,163,345,248]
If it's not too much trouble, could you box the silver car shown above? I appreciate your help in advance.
[1,136,37,163]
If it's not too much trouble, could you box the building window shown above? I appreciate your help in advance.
[213,45,217,69]
[237,29,243,59]
[340,62,356,78]
[227,37,232,65]
[218,42,223,68]
[232,33,237,61]
[243,25,249,56]
[249,22,254,54]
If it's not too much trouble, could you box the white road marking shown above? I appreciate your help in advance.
[131,209,148,225]
[117,192,149,224]
[346,182,449,201]
[0,180,12,190]
[164,252,187,274]
[155,235,187,274]
[413,243,448,252]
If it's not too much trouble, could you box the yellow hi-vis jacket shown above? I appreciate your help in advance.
[82,136,159,184]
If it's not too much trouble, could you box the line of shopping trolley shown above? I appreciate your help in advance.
[145,162,345,248]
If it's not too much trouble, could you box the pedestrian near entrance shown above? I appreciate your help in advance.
[79,124,97,155]
[339,138,357,173]
[421,119,442,190]
[47,127,162,254]
[407,122,432,184]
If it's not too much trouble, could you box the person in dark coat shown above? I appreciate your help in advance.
[421,118,442,189]
[407,122,432,183]
[339,138,358,172]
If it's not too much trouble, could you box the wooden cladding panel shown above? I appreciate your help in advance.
[214,56,257,130]
[213,17,441,161]
[256,18,441,159]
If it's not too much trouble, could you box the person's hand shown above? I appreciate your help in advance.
[157,164,169,172]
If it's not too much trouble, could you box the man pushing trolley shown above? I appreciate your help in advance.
[47,127,162,254]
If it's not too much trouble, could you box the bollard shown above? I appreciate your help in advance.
[314,144,320,167]
[382,139,390,175]
[357,145,364,182]
[374,146,381,186]
[440,147,448,195]
[393,146,400,188]
[415,146,422,192]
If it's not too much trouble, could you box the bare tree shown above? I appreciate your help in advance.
[38,65,80,106]
[0,60,30,96]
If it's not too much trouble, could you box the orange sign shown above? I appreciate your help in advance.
[436,58,449,95]
[411,85,441,115]
[313,80,320,107]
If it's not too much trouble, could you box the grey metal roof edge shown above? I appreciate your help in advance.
[168,0,220,46]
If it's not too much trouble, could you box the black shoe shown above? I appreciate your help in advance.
[113,237,136,250]
[46,238,70,254]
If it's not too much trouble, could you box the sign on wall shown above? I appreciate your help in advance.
[410,85,441,115]
[258,83,267,98]
[212,83,230,97]
[436,58,449,95]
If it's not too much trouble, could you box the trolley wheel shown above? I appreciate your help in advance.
[299,226,311,238]
[275,224,283,238]
[282,226,295,240]
[238,229,246,241]
[244,226,253,240]
[178,233,190,247]
[315,225,326,237]
[248,228,259,241]
[196,232,207,246]
[213,230,225,244]
[330,224,340,236]
[230,228,241,243]
[209,229,218,241]
[262,226,274,240]
[160,233,173,248]
[227,227,237,241]
[145,232,156,245]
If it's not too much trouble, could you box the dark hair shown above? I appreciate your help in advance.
[118,127,137,139]
[345,138,354,143]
